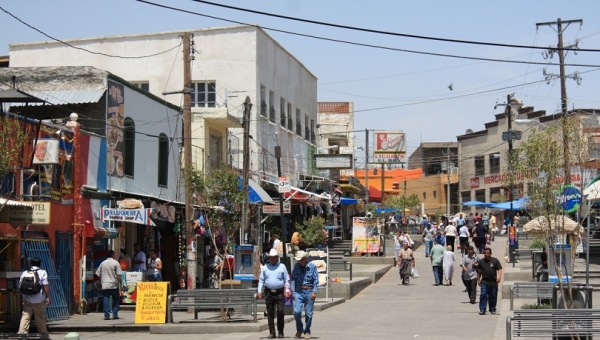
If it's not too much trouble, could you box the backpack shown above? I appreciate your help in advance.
[20,269,42,295]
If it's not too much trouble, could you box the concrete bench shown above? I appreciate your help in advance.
[509,282,555,310]
[329,259,353,281]
[167,288,257,323]
[507,309,600,339]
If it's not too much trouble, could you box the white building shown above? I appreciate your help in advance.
[9,25,318,184]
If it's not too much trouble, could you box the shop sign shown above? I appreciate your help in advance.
[470,177,480,189]
[556,185,581,213]
[263,202,291,215]
[134,282,169,324]
[278,176,290,193]
[0,202,51,228]
[101,206,156,226]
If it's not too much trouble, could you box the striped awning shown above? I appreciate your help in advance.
[0,198,33,207]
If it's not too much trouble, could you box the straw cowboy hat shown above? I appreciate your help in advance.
[294,250,309,261]
[268,249,279,257]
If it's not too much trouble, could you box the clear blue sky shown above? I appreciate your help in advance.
[2,1,600,160]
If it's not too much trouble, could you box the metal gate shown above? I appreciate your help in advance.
[21,238,70,321]
[55,232,73,315]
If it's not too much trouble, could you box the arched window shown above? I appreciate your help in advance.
[123,118,135,177]
[158,133,169,187]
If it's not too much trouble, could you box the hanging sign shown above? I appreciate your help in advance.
[0,202,51,228]
[134,282,169,324]
[263,202,291,215]
[101,206,155,226]
[556,185,582,213]
[278,176,290,193]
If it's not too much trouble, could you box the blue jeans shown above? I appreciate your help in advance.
[424,240,433,256]
[294,290,315,335]
[432,266,443,285]
[479,283,498,313]
[101,289,120,319]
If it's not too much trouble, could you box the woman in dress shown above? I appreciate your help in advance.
[397,242,414,285]
[393,231,403,266]
[442,245,455,286]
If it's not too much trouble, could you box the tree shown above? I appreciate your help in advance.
[510,114,594,309]
[296,216,325,248]
[0,114,27,211]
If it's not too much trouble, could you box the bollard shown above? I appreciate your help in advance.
[64,332,80,340]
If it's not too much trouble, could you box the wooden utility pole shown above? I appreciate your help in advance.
[241,96,252,245]
[365,129,369,205]
[536,18,583,185]
[182,32,195,290]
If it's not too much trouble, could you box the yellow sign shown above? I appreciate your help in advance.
[134,282,169,324]
[0,202,51,228]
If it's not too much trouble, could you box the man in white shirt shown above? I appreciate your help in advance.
[18,257,50,340]
[96,250,123,320]
[132,243,146,272]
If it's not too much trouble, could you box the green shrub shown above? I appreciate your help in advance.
[530,237,546,250]
[296,216,326,247]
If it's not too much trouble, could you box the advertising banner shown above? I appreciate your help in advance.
[134,282,169,324]
[374,131,406,153]
[101,207,156,226]
[263,202,291,215]
[107,80,125,177]
[36,125,74,204]
[351,217,380,253]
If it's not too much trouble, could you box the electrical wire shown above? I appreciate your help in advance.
[135,0,600,68]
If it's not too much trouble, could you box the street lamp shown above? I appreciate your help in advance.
[514,118,549,128]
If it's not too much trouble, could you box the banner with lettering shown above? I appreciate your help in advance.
[35,125,74,204]
[351,217,381,253]
[134,282,169,324]
[101,207,156,226]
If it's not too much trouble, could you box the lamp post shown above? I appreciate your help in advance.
[505,94,523,264]
[514,119,549,128]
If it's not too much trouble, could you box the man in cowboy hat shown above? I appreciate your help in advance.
[291,250,319,339]
[258,248,291,339]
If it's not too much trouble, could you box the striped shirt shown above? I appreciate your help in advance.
[291,261,319,294]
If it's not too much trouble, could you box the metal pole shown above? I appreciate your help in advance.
[587,201,590,285]
[507,94,517,264]
[365,129,369,205]
[275,146,288,272]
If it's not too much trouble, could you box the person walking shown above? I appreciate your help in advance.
[430,240,445,286]
[444,222,457,252]
[458,223,470,257]
[477,247,503,315]
[147,250,162,281]
[402,231,414,250]
[397,242,414,285]
[96,250,122,320]
[258,249,291,339]
[475,222,488,254]
[442,245,455,286]
[17,257,51,340]
[291,250,319,339]
[461,246,479,304]
[489,214,497,241]
[422,223,435,257]
[132,243,146,272]
[393,231,403,266]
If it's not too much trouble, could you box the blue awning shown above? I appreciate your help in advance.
[340,197,358,205]
[376,207,397,214]
[462,200,494,207]
[248,179,274,204]
[490,197,529,210]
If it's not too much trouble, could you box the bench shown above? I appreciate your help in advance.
[507,309,600,339]
[329,260,352,281]
[167,288,258,323]
[0,335,44,339]
[510,282,555,310]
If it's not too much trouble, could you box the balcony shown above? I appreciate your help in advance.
[280,113,287,127]
[287,118,293,131]
[260,100,267,117]
[269,106,276,123]
[296,123,302,136]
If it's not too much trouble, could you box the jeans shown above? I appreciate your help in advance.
[479,283,498,313]
[424,240,433,256]
[294,290,315,335]
[101,288,120,319]
[265,290,284,335]
[432,266,443,285]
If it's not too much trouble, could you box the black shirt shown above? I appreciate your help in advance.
[478,257,502,287]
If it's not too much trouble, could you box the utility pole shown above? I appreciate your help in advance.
[274,146,288,272]
[365,129,369,205]
[443,144,453,219]
[380,164,385,205]
[241,96,252,245]
[182,32,195,290]
[536,18,583,185]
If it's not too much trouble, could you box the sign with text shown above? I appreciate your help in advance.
[0,202,51,228]
[263,202,291,215]
[101,207,156,226]
[351,217,380,253]
[134,282,169,324]
[374,131,406,154]
[314,154,353,169]
[372,153,405,164]
[278,176,290,193]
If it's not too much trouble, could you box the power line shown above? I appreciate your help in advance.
[0,5,183,59]
[135,1,600,68]
[191,0,600,53]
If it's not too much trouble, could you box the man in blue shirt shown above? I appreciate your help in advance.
[291,250,319,339]
[258,249,291,339]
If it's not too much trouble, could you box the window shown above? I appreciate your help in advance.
[131,82,149,92]
[280,98,286,127]
[191,81,216,108]
[209,134,222,170]
[287,103,293,130]
[489,153,500,173]
[461,191,471,204]
[158,133,168,187]
[475,189,485,202]
[474,156,485,176]
[269,91,275,123]
[305,115,310,140]
[423,192,427,200]
[433,191,437,199]
[589,136,600,159]
[310,119,315,144]
[123,118,135,177]
[260,85,267,117]
[392,182,400,190]
[295,109,302,136]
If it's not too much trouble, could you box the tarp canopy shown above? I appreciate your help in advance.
[490,197,529,210]
[368,186,386,203]
[523,215,580,235]
[583,179,600,202]
[462,200,494,207]
[340,197,358,205]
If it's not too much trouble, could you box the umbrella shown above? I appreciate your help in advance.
[523,215,580,235]
[454,212,470,219]
[583,180,600,202]
[490,197,529,210]
[462,200,494,208]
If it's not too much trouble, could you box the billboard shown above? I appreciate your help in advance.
[314,154,353,169]
[374,131,405,164]
[107,80,125,177]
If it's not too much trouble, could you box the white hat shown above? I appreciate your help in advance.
[268,249,279,257]
[294,250,309,261]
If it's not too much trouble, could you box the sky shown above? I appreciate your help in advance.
[1,0,600,160]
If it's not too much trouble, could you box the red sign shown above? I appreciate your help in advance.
[374,132,405,153]
[470,177,480,189]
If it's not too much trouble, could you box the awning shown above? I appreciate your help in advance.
[523,215,580,235]
[368,186,385,203]
[490,197,529,210]
[0,198,33,208]
[260,179,331,202]
[462,200,494,208]
[249,179,274,204]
